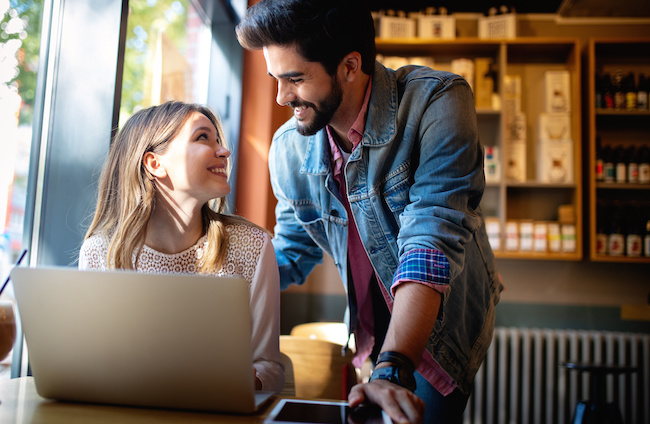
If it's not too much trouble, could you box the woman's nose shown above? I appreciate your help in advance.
[216,145,230,158]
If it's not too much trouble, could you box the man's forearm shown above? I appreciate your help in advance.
[379,282,441,367]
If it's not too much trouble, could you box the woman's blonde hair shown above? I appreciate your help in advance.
[85,101,239,272]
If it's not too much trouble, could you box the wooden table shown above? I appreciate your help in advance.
[0,377,279,423]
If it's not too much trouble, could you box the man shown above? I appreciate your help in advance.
[236,1,503,423]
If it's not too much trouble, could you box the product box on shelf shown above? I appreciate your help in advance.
[417,14,455,39]
[506,141,526,182]
[536,141,573,184]
[548,222,562,253]
[519,220,534,252]
[485,217,501,251]
[484,145,501,183]
[377,55,434,71]
[537,113,573,184]
[377,55,409,70]
[558,204,576,224]
[409,56,435,69]
[451,58,474,91]
[504,110,526,182]
[478,13,516,39]
[505,220,519,251]
[533,222,548,252]
[544,70,571,113]
[474,58,495,109]
[561,224,576,253]
[503,75,522,116]
[538,113,571,141]
[375,12,416,38]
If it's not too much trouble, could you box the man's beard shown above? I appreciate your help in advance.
[292,76,342,136]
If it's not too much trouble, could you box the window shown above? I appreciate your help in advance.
[0,0,43,379]
[119,0,211,126]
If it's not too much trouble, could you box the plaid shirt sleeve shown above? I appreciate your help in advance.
[391,248,450,297]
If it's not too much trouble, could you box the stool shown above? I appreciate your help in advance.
[563,362,637,424]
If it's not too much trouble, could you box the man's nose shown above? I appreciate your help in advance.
[276,80,295,106]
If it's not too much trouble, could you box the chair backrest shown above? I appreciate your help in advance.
[279,335,358,400]
[290,322,354,351]
[279,352,295,397]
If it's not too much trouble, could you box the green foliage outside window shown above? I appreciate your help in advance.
[120,0,190,127]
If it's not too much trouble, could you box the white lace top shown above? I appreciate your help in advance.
[78,222,284,393]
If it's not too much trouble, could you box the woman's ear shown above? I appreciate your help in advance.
[143,152,167,179]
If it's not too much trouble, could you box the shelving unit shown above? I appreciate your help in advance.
[376,37,582,260]
[587,38,650,263]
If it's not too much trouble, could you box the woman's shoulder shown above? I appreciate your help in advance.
[221,216,270,239]
[79,232,109,269]
[224,221,270,246]
[81,232,109,251]
[219,221,270,282]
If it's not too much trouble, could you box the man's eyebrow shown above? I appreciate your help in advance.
[268,70,304,79]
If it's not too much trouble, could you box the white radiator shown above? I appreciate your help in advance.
[463,327,650,424]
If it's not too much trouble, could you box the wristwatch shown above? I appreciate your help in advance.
[369,351,417,392]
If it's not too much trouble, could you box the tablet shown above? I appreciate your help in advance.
[264,399,391,424]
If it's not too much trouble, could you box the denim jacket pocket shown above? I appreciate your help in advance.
[381,162,411,223]
[293,204,330,249]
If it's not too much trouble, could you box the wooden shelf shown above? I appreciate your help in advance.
[590,255,650,264]
[587,38,650,263]
[596,183,650,190]
[596,108,650,116]
[495,251,581,261]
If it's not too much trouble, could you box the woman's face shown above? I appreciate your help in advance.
[153,111,231,206]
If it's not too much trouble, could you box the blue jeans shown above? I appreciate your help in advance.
[415,372,471,424]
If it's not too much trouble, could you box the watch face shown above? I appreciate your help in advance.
[370,366,416,392]
[397,369,417,392]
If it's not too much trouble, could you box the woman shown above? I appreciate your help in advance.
[79,101,284,393]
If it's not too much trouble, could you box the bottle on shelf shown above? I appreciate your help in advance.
[614,146,626,184]
[602,73,614,109]
[644,204,650,257]
[595,136,604,182]
[626,146,638,184]
[595,200,609,255]
[637,73,648,110]
[607,203,625,256]
[639,145,650,184]
[595,73,603,108]
[626,203,642,257]
[625,72,637,110]
[613,71,626,110]
[603,145,615,183]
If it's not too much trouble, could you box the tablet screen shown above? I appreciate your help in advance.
[264,399,389,424]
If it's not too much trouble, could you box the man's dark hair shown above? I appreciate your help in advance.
[235,0,376,76]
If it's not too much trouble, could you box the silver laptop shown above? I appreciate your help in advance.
[10,266,274,413]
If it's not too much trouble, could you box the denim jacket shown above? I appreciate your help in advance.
[269,61,503,393]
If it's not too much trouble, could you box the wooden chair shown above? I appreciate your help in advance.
[289,322,354,351]
[279,352,295,397]
[290,322,372,383]
[279,335,358,400]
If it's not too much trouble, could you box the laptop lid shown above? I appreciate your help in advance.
[11,266,273,413]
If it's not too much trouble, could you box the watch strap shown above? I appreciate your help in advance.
[376,351,415,374]
[369,351,417,392]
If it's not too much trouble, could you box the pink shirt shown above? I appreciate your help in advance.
[326,79,456,396]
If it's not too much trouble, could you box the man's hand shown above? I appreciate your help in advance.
[348,379,425,424]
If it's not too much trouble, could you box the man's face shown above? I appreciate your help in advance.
[263,44,342,136]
